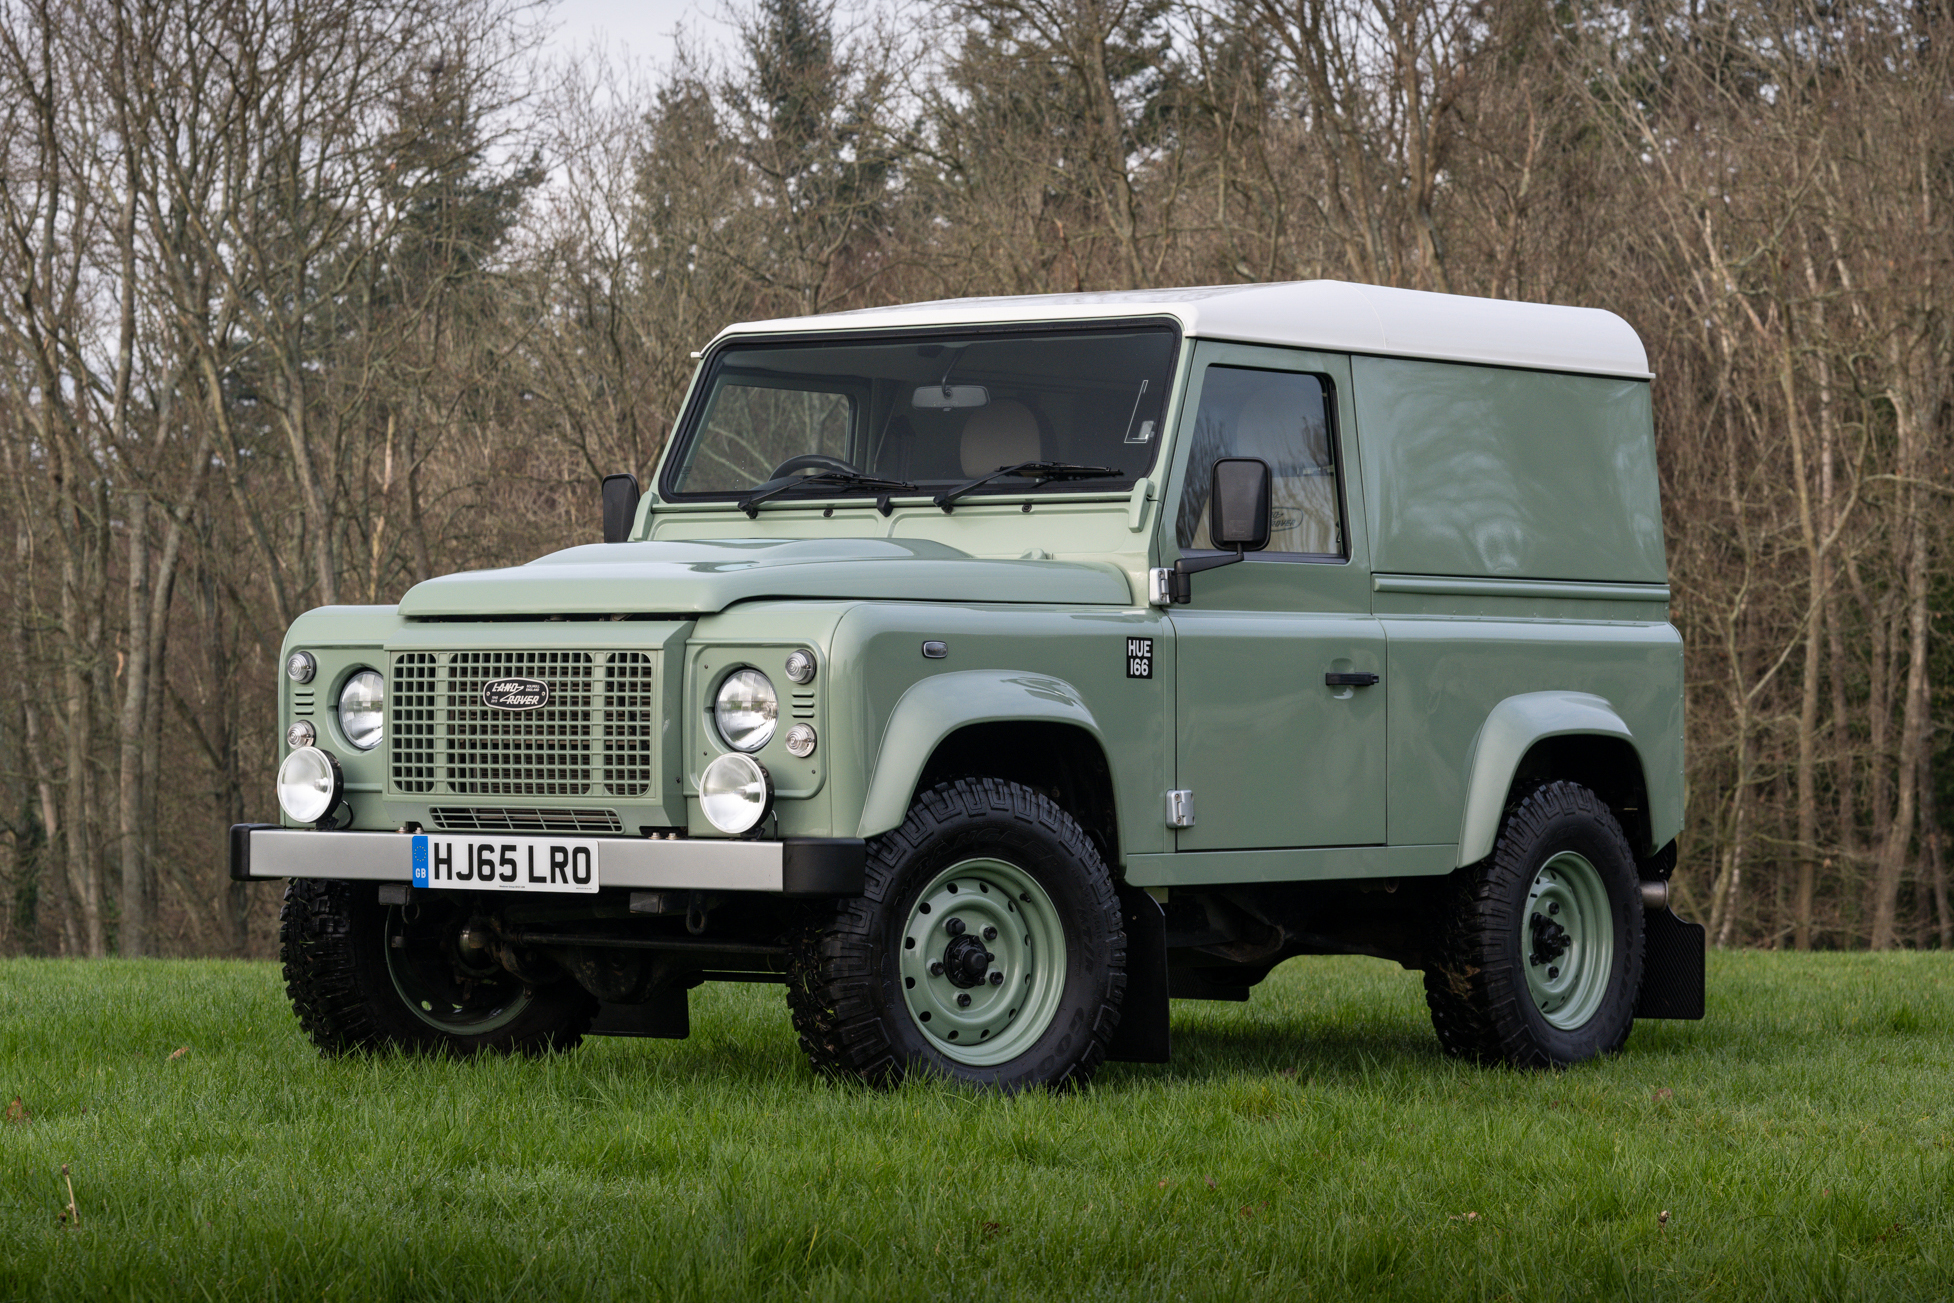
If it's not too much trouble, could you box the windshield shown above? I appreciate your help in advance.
[664,324,1179,502]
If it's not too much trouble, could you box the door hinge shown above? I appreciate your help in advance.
[1148,567,1175,607]
[1165,789,1196,828]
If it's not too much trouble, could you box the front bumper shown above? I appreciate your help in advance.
[228,824,865,896]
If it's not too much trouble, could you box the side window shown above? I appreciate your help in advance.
[1176,366,1343,556]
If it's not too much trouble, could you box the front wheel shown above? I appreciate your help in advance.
[279,878,595,1056]
[1424,781,1644,1068]
[787,778,1127,1090]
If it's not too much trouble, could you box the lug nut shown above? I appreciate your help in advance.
[929,961,944,977]
[1548,966,1560,979]
[945,917,965,936]
[983,925,997,941]
[988,971,1003,986]
[956,993,971,1008]
[1548,902,1560,916]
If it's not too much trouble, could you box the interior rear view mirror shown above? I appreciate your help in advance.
[912,384,990,410]
[601,473,641,543]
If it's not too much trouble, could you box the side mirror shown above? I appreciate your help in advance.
[601,473,641,544]
[1209,457,1272,551]
[1162,457,1271,604]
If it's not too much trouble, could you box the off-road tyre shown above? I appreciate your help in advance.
[1423,781,1644,1069]
[279,877,596,1057]
[786,777,1127,1090]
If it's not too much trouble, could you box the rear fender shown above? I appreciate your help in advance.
[1457,691,1648,865]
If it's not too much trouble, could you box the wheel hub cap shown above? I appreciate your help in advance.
[898,858,1067,1067]
[1521,850,1615,1031]
[941,933,993,988]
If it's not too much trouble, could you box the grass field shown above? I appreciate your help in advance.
[1,952,1950,1301]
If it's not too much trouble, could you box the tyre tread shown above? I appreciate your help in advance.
[786,777,1126,1089]
[1422,781,1643,1069]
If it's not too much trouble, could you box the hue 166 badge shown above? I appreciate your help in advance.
[1125,637,1153,679]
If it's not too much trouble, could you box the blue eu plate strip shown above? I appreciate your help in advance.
[412,835,429,887]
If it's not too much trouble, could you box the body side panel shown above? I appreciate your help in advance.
[1125,843,1456,888]
[826,602,1175,857]
[1381,614,1685,853]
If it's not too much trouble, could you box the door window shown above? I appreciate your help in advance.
[1176,366,1343,557]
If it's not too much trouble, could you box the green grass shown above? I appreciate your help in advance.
[1,954,1950,1301]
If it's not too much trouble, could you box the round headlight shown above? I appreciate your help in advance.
[713,668,777,752]
[276,746,343,825]
[286,651,316,683]
[699,752,773,835]
[337,669,385,751]
[784,649,817,684]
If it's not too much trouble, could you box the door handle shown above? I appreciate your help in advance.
[1325,671,1380,688]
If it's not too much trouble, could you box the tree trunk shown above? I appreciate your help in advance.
[1870,370,1934,951]
[116,493,152,956]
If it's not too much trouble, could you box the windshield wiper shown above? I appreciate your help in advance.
[738,469,916,518]
[931,462,1124,512]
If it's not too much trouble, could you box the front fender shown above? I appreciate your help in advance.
[856,670,1104,838]
[1456,691,1641,866]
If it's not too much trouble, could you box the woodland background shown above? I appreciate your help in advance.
[0,0,1949,957]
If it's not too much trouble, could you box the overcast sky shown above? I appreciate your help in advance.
[542,0,736,70]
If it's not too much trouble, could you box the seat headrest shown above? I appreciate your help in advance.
[959,400,1042,477]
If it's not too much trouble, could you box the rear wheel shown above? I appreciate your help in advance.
[279,878,595,1056]
[787,777,1126,1090]
[1424,781,1644,1068]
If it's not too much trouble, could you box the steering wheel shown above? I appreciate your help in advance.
[768,453,860,479]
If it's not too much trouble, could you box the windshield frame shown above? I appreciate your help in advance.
[658,317,1184,509]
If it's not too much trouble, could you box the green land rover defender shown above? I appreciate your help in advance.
[240,280,1704,1088]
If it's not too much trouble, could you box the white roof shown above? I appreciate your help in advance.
[713,280,1651,379]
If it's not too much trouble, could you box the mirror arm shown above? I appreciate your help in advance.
[1167,545,1245,604]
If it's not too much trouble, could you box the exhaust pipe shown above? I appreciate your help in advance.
[1640,878,1670,911]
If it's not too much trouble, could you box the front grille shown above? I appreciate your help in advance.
[602,652,655,796]
[389,649,659,799]
[429,806,625,834]
[449,651,593,795]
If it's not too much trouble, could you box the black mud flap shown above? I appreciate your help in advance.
[1636,908,1706,1020]
[588,987,690,1038]
[1106,882,1170,1063]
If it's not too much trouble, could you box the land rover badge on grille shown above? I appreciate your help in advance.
[481,677,550,711]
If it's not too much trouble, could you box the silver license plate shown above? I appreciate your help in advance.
[411,835,599,894]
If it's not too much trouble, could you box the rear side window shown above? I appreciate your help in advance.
[1177,366,1343,557]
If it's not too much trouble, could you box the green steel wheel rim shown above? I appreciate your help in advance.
[1521,850,1615,1031]
[897,857,1069,1067]
[384,903,532,1036]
